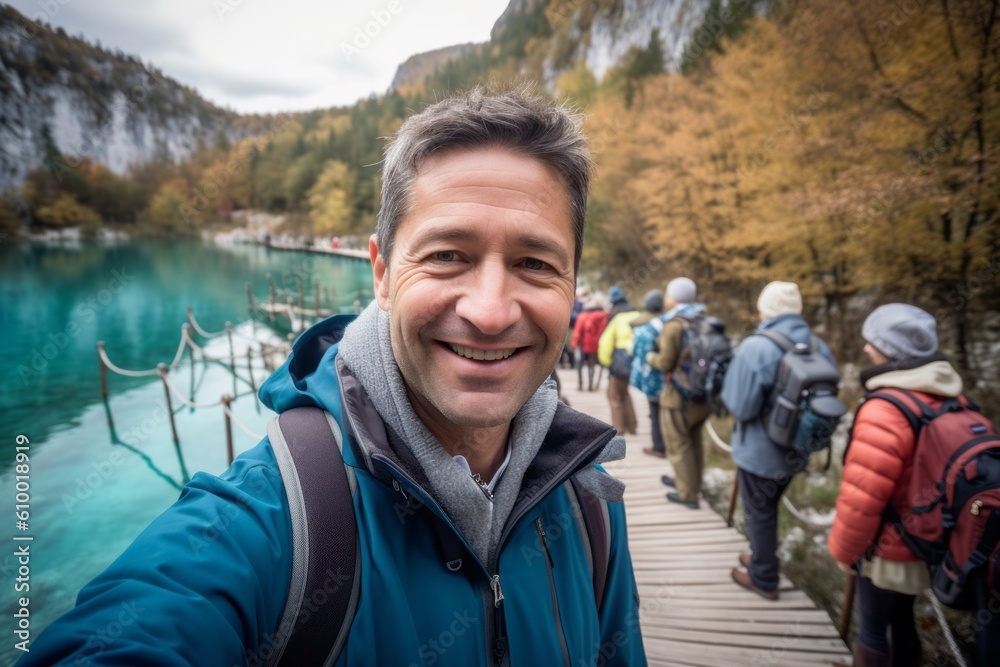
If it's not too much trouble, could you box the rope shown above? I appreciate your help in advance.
[781,496,835,528]
[223,401,264,441]
[704,420,732,453]
[161,372,225,409]
[705,419,834,528]
[186,308,227,338]
[99,333,187,377]
[928,594,969,667]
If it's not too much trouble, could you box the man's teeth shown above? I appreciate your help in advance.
[449,344,516,361]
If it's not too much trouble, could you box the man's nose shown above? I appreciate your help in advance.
[454,262,522,336]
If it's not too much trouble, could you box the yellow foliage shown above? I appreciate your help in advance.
[307,161,356,236]
[34,194,100,230]
[148,179,199,232]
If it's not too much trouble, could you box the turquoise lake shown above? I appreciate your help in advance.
[0,239,373,664]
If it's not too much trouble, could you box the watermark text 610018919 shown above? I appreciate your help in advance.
[12,434,33,653]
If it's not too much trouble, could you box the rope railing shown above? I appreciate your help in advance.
[161,371,226,410]
[704,420,732,453]
[705,419,830,529]
[186,306,227,338]
[223,400,264,441]
[97,330,188,378]
[929,595,969,667]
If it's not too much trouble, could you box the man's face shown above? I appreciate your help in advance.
[371,147,576,434]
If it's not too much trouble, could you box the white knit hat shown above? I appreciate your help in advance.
[757,281,802,320]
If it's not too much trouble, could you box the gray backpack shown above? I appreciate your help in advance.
[760,331,846,458]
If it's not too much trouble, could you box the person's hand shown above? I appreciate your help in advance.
[645,352,655,364]
[835,561,854,574]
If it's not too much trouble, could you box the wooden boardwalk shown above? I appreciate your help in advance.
[556,369,852,667]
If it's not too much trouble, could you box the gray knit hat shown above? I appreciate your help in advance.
[862,303,938,361]
[666,277,696,304]
[643,290,664,313]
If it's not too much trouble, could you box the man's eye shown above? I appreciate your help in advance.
[521,258,548,271]
[432,251,458,262]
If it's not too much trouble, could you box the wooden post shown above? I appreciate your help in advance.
[97,341,109,402]
[245,282,256,335]
[286,296,296,333]
[226,322,235,373]
[725,473,740,528]
[353,299,361,314]
[266,273,276,322]
[838,572,856,642]
[222,395,234,465]
[158,363,180,446]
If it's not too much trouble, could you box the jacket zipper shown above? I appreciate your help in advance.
[536,517,571,667]
[366,429,615,667]
[371,456,508,665]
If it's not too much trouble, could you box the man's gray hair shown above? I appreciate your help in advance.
[376,86,592,272]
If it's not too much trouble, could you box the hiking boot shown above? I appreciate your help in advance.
[738,552,752,567]
[730,567,778,600]
[851,639,890,667]
[666,492,699,510]
[660,474,676,488]
[643,447,665,459]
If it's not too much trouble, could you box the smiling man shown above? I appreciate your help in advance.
[20,89,645,667]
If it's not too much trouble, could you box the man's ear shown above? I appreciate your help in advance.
[370,235,390,311]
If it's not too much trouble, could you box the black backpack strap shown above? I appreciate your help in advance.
[567,478,611,611]
[266,407,360,667]
[962,511,1000,575]
[863,390,923,435]
[758,329,794,353]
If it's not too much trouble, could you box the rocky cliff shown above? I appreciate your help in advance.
[0,6,238,192]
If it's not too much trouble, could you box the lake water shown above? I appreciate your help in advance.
[0,239,373,663]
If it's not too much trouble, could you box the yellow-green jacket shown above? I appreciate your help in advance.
[598,310,640,368]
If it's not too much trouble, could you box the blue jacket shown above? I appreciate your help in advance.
[721,314,835,480]
[20,314,645,667]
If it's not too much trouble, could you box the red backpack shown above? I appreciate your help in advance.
[861,388,1000,609]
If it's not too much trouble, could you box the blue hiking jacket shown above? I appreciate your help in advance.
[20,314,646,667]
[721,314,835,480]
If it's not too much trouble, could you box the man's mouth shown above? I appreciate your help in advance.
[447,343,518,361]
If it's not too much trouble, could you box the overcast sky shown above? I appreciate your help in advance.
[8,0,513,114]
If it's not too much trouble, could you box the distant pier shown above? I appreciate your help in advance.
[261,239,370,261]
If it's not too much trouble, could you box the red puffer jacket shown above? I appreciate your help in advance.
[572,309,608,356]
[828,390,950,565]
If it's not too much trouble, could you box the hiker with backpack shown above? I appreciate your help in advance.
[829,303,999,666]
[20,90,646,667]
[571,294,609,391]
[628,290,668,458]
[598,291,640,435]
[646,277,717,509]
[722,281,842,600]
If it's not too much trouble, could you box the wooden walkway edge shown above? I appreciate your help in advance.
[556,369,852,667]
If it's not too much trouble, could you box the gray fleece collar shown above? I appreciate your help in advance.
[337,303,560,566]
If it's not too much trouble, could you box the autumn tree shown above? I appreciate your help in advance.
[307,160,356,236]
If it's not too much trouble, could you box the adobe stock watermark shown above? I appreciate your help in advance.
[405,609,477,667]
[875,0,932,41]
[340,0,405,61]
[213,0,245,21]
[16,268,136,384]
[12,0,72,39]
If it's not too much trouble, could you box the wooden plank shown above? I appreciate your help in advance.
[641,616,842,639]
[553,369,850,664]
